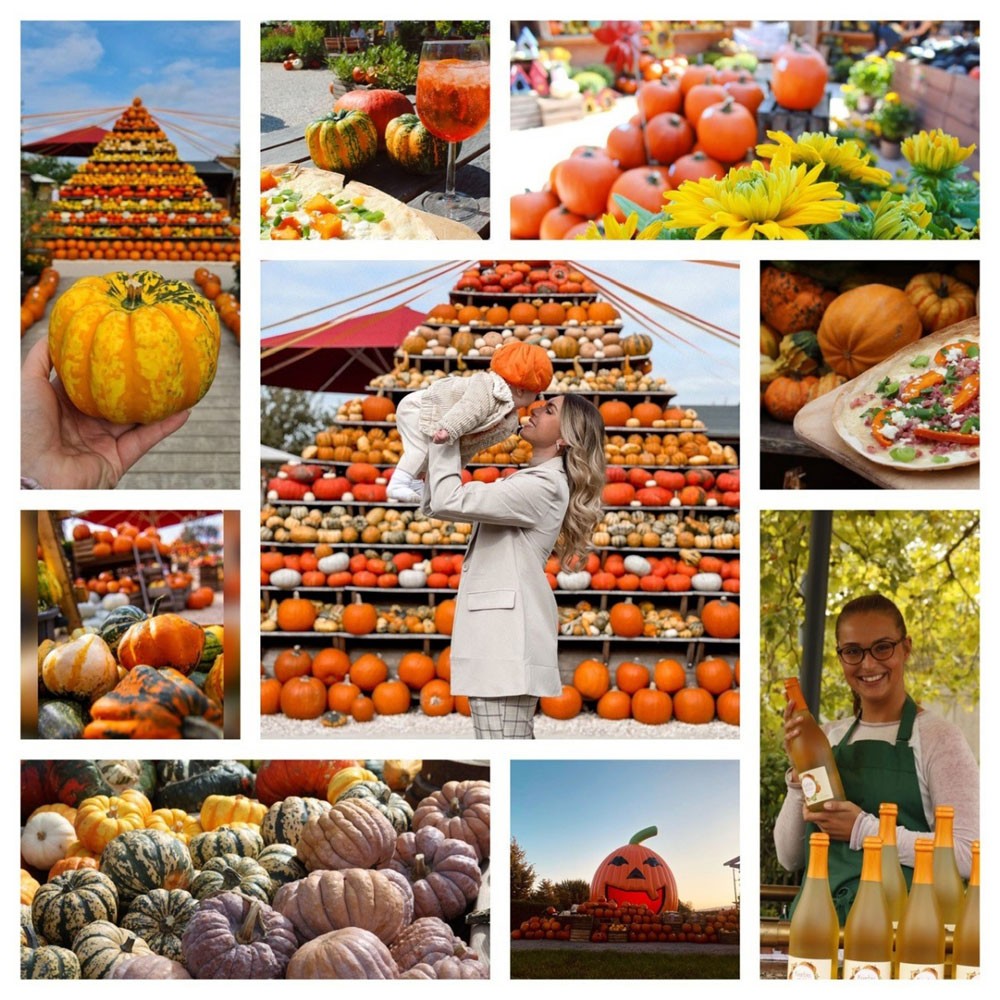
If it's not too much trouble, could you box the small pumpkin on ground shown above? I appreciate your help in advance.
[72,920,153,979]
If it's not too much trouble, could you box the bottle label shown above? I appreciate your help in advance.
[787,955,833,979]
[954,965,980,979]
[799,766,835,807]
[843,959,891,979]
[897,962,945,980]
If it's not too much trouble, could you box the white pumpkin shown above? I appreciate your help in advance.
[691,572,723,592]
[101,592,130,611]
[41,633,118,700]
[77,602,99,620]
[556,570,591,590]
[269,568,303,589]
[623,555,652,577]
[398,569,428,589]
[317,553,350,575]
[20,811,76,870]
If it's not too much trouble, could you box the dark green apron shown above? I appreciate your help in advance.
[789,695,929,924]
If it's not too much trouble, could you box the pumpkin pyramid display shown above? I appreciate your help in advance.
[261,260,740,728]
[42,98,238,263]
[589,825,678,914]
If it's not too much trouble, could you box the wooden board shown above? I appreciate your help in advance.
[793,318,979,490]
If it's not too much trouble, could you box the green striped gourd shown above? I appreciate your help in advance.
[31,869,119,948]
[384,114,450,174]
[261,796,331,847]
[72,921,152,979]
[189,854,273,904]
[189,825,264,867]
[121,888,198,962]
[99,828,193,904]
[21,944,81,979]
[256,843,308,891]
[305,111,378,173]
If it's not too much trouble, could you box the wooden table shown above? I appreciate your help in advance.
[260,115,490,239]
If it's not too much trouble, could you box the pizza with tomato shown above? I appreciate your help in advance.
[832,325,979,470]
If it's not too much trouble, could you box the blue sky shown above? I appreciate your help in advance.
[261,259,739,405]
[511,760,740,908]
[21,21,240,161]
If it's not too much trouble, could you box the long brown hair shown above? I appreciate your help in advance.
[553,394,605,567]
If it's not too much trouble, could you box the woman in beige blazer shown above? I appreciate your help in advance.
[424,394,605,738]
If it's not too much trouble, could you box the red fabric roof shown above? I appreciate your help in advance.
[22,125,109,156]
[260,305,426,392]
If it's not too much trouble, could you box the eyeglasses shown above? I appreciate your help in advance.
[836,637,906,666]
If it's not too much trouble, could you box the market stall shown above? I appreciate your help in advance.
[31,511,228,740]
[260,259,740,738]
[507,20,979,241]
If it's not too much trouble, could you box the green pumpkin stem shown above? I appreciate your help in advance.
[628,826,658,845]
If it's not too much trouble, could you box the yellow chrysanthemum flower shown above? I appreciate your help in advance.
[756,130,891,187]
[578,212,664,241]
[902,129,976,177]
[661,159,854,240]
[869,193,932,239]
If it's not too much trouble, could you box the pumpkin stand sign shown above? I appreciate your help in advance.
[589,825,678,914]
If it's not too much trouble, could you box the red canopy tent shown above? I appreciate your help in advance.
[260,306,427,393]
[22,125,109,157]
[71,511,219,530]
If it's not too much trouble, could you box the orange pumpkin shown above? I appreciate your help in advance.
[817,285,922,378]
[434,599,456,635]
[596,689,632,720]
[771,38,829,111]
[616,661,651,695]
[609,601,644,637]
[397,651,436,690]
[540,685,583,720]
[280,676,327,719]
[372,679,411,715]
[589,826,678,912]
[695,657,734,694]
[361,395,396,421]
[350,653,389,692]
[311,648,352,685]
[717,689,740,726]
[653,658,687,694]
[763,376,819,423]
[673,686,715,724]
[274,646,313,683]
[701,597,740,639]
[328,681,361,713]
[419,678,454,716]
[275,595,318,632]
[598,400,632,427]
[261,678,282,715]
[573,659,610,700]
[631,688,673,725]
[343,602,378,635]
[117,613,205,674]
[904,272,977,333]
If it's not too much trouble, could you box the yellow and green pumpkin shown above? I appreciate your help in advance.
[48,271,220,425]
[384,114,450,174]
[305,110,378,173]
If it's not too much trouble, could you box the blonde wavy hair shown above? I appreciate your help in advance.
[553,393,605,567]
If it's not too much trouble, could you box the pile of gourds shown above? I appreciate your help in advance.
[260,596,455,639]
[592,509,740,550]
[544,551,740,594]
[605,431,737,468]
[760,262,980,422]
[20,759,490,979]
[537,652,739,727]
[300,426,404,465]
[260,504,472,546]
[603,467,740,507]
[35,606,224,740]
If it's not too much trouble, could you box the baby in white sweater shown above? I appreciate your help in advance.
[387,341,553,502]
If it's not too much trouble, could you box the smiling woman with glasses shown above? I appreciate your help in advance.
[773,593,979,924]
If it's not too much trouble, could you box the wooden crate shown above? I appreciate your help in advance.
[72,538,95,564]
[538,95,586,127]
[756,91,830,142]
[511,93,542,131]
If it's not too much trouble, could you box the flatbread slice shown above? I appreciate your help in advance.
[831,320,980,471]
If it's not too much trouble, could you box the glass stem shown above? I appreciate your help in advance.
[445,141,458,201]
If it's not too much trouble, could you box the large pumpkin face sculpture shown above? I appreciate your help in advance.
[589,826,678,914]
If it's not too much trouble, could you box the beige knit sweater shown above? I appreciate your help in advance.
[416,371,521,464]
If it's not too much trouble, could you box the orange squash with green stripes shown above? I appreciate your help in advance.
[305,110,378,173]
[48,271,220,424]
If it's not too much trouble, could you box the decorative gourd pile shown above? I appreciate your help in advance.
[512,900,740,944]
[760,261,980,422]
[21,267,60,336]
[21,759,490,980]
[41,98,238,262]
[35,606,224,740]
[261,261,739,729]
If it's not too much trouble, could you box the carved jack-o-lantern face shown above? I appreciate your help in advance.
[589,825,678,914]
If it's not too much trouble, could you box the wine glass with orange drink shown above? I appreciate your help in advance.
[416,38,490,221]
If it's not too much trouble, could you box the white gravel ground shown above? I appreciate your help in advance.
[260,711,738,740]
[261,64,338,134]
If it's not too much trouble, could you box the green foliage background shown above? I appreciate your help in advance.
[759,509,979,890]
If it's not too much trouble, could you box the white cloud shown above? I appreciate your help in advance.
[21,23,103,89]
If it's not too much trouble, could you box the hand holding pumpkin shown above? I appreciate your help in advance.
[21,338,190,489]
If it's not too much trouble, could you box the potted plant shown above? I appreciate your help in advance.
[846,53,893,111]
[871,94,917,159]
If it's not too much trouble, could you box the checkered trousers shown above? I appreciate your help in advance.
[469,695,538,739]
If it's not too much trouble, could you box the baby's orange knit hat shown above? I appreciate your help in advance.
[489,342,553,394]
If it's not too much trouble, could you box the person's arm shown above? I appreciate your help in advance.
[907,713,980,876]
[774,769,807,872]
[424,439,561,527]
